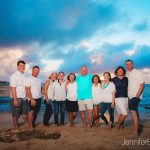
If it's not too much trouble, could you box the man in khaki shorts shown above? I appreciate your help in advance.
[76,66,93,129]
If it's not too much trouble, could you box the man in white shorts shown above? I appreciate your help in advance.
[76,66,93,129]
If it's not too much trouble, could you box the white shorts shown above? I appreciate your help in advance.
[115,98,128,115]
[78,99,93,111]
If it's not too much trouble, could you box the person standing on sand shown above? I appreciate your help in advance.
[43,72,57,126]
[112,66,128,129]
[76,66,93,130]
[92,75,102,127]
[66,73,78,127]
[10,60,28,129]
[100,72,116,128]
[53,71,66,126]
[25,66,42,129]
[126,59,145,137]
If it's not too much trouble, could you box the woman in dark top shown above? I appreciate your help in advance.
[112,66,128,129]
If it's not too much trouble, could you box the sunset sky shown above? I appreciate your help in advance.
[0,0,150,82]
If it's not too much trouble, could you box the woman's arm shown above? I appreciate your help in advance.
[44,80,50,103]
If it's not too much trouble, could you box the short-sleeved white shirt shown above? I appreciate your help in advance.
[126,69,144,99]
[10,71,26,99]
[66,82,77,101]
[92,83,102,104]
[25,76,42,99]
[101,82,116,103]
[54,80,66,101]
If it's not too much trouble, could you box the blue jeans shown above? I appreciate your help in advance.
[100,102,114,126]
[53,100,66,125]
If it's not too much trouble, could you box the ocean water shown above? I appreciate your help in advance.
[0,85,150,116]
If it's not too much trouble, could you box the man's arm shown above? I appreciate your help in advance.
[136,82,145,98]
[10,74,19,107]
[25,86,36,106]
[111,91,115,108]
[11,87,19,107]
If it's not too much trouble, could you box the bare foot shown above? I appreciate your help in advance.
[27,125,33,131]
[87,124,92,130]
[81,123,87,128]
[70,122,75,127]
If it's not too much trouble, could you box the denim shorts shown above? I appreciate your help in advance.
[10,98,28,117]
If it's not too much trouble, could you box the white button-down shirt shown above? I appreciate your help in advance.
[10,71,26,99]
[126,69,144,99]
[25,76,42,99]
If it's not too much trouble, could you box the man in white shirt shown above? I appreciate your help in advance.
[10,60,28,129]
[25,66,42,129]
[126,59,145,137]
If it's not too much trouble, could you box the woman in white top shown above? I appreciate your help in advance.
[43,72,57,126]
[53,71,66,125]
[100,72,116,128]
[92,75,101,127]
[66,73,78,126]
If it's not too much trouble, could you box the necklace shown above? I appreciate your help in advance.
[102,82,109,89]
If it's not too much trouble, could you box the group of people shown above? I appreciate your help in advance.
[9,59,145,137]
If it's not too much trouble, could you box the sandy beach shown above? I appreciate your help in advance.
[0,116,150,150]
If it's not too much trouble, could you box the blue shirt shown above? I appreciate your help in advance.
[76,74,93,100]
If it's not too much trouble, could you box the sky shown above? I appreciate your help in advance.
[0,0,150,82]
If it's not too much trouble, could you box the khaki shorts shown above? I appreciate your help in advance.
[78,99,93,111]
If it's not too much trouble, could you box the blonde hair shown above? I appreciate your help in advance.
[48,72,57,79]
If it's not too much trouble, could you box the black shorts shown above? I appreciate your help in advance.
[66,99,78,112]
[29,98,41,112]
[128,97,141,111]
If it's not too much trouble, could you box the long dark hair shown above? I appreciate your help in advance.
[92,75,101,83]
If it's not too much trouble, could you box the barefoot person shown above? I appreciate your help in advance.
[43,72,57,126]
[76,66,93,129]
[53,71,66,125]
[66,73,78,126]
[100,72,116,128]
[112,66,128,129]
[10,60,28,129]
[92,75,102,127]
[126,59,145,137]
[25,66,42,129]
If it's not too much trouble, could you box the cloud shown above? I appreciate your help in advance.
[0,48,25,80]
[131,45,150,68]
[133,21,149,31]
[0,0,150,84]
[0,0,122,47]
